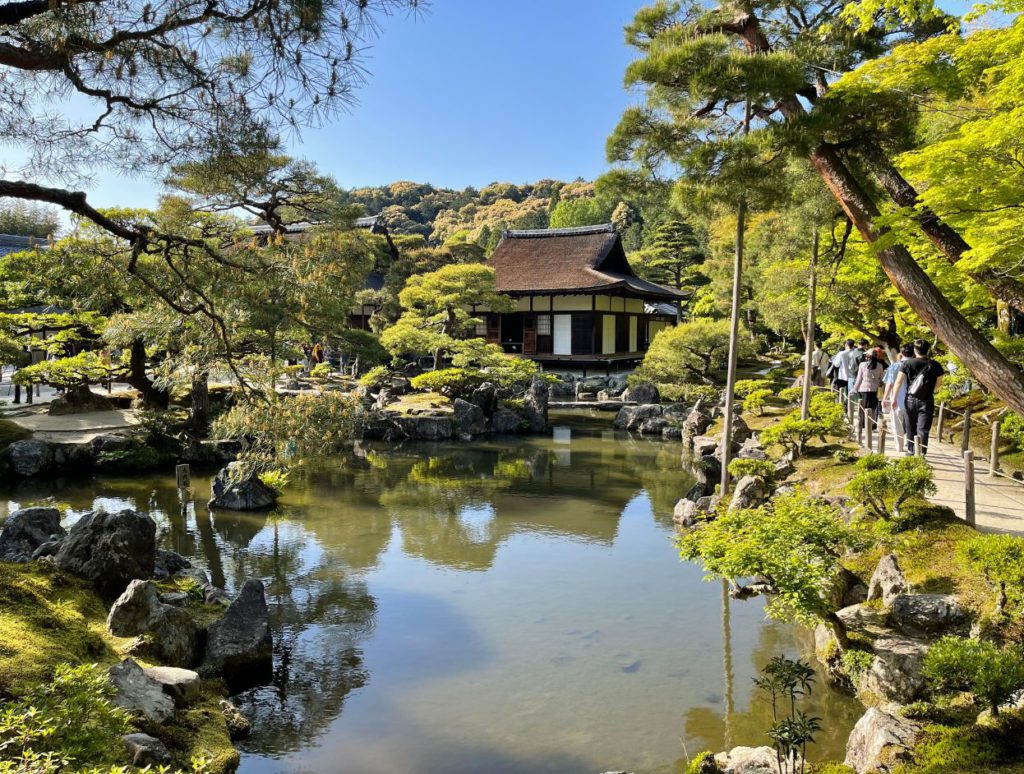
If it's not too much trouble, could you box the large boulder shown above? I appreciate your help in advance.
[122,733,172,767]
[470,382,498,416]
[490,408,523,434]
[209,463,277,511]
[681,404,714,448]
[691,435,719,458]
[154,549,192,579]
[108,658,174,724]
[637,415,670,435]
[843,707,919,774]
[0,506,64,562]
[859,635,929,704]
[108,579,200,666]
[728,475,769,511]
[142,666,201,706]
[522,376,549,433]
[48,385,115,415]
[55,509,156,599]
[200,579,273,689]
[714,746,784,773]
[452,398,487,437]
[7,439,53,477]
[393,415,455,440]
[613,404,663,432]
[867,554,908,607]
[692,454,722,490]
[890,594,968,637]
[623,382,660,405]
[736,437,768,461]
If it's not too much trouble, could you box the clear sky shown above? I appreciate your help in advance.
[78,0,642,209]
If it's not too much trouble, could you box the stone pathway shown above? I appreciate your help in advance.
[3,406,140,443]
[863,411,1024,536]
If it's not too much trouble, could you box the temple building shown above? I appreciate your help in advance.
[479,224,688,366]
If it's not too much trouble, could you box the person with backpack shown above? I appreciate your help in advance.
[853,346,886,423]
[830,339,860,401]
[892,339,945,456]
[806,342,830,387]
[881,343,914,452]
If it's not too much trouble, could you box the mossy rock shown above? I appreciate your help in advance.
[145,683,240,773]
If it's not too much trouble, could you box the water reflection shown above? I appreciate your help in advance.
[1,421,862,773]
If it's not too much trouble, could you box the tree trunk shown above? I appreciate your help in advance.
[188,368,210,437]
[800,228,818,421]
[859,143,1024,311]
[826,610,850,651]
[126,337,169,409]
[807,144,1024,415]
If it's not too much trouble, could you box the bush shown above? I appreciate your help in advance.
[632,318,754,385]
[760,392,846,455]
[728,457,774,481]
[840,648,874,690]
[258,468,290,494]
[685,751,715,774]
[778,384,803,404]
[957,533,1024,617]
[743,388,774,416]
[849,454,936,520]
[658,383,720,404]
[309,362,332,380]
[0,663,131,770]
[1004,413,1024,450]
[734,378,773,398]
[96,445,163,473]
[358,365,390,390]
[410,368,487,399]
[922,636,1024,716]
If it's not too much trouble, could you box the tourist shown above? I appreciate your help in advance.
[830,339,860,401]
[852,347,885,423]
[806,342,830,387]
[892,339,945,456]
[882,343,914,452]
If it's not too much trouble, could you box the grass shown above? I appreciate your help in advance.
[390,390,450,415]
[0,417,31,448]
[891,710,1024,774]
[0,560,240,771]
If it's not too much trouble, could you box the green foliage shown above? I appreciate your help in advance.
[657,383,720,404]
[840,648,875,690]
[923,636,1024,716]
[13,352,116,389]
[679,489,864,631]
[958,534,1024,617]
[258,468,290,494]
[634,318,754,386]
[0,663,131,770]
[778,385,804,404]
[410,368,486,400]
[761,394,846,455]
[849,454,936,520]
[728,457,775,481]
[358,365,391,390]
[890,712,1024,774]
[1004,413,1024,450]
[96,445,163,473]
[0,201,59,239]
[685,751,715,774]
[734,378,774,398]
[332,328,388,372]
[755,655,822,773]
[744,388,775,416]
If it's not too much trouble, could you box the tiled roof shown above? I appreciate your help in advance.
[0,233,45,257]
[487,224,688,301]
[248,214,385,236]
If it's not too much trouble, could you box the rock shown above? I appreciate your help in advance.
[197,439,242,463]
[729,475,768,511]
[522,376,549,433]
[142,665,201,706]
[613,404,663,431]
[490,408,523,434]
[662,426,683,440]
[160,591,189,607]
[683,482,709,503]
[470,382,498,416]
[393,415,455,440]
[736,438,768,460]
[174,567,210,587]
[867,554,908,607]
[209,463,277,511]
[7,439,53,477]
[55,509,156,599]
[31,539,62,560]
[204,586,232,606]
[890,593,968,636]
[773,456,795,479]
[108,658,175,723]
[220,700,252,740]
[681,405,714,448]
[860,635,929,704]
[727,415,752,447]
[0,506,64,562]
[638,416,670,435]
[452,398,487,437]
[575,378,607,397]
[108,580,200,667]
[122,733,172,767]
[674,499,702,528]
[200,579,273,689]
[714,746,784,773]
[696,495,721,513]
[89,433,133,455]
[154,548,191,579]
[691,435,719,458]
[692,454,722,489]
[623,382,660,405]
[843,707,919,774]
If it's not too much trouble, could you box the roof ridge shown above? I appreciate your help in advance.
[502,223,615,239]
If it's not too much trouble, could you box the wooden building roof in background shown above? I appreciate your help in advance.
[487,224,688,301]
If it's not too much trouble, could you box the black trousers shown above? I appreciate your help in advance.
[903,395,935,455]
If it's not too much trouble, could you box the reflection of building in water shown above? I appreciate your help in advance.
[552,425,572,466]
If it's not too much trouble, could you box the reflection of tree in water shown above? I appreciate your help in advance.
[228,513,378,755]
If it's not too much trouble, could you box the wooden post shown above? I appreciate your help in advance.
[961,409,972,454]
[856,405,864,446]
[866,414,874,451]
[990,421,1001,478]
[878,418,887,455]
[915,435,924,457]
[26,384,32,404]
[175,464,191,491]
[847,394,856,429]
[936,402,946,443]
[964,450,976,527]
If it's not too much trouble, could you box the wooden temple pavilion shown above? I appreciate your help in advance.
[480,224,688,366]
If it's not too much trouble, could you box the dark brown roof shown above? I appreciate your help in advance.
[487,224,688,301]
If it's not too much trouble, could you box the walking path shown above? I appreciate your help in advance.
[856,409,1024,536]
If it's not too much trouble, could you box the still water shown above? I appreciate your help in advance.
[2,415,861,773]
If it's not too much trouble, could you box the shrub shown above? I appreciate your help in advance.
[632,318,754,385]
[410,367,486,399]
[358,365,390,390]
[922,636,1024,717]
[728,457,774,481]
[734,378,773,398]
[0,663,131,769]
[309,362,332,380]
[744,388,774,416]
[958,534,1024,618]
[849,454,936,520]
[685,751,715,774]
[658,383,720,404]
[760,393,846,455]
[778,385,803,404]
[840,648,874,690]
[96,445,163,473]
[1004,413,1024,450]
[258,468,290,494]
[755,655,822,773]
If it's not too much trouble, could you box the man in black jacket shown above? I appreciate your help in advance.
[892,339,945,457]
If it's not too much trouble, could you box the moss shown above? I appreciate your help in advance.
[391,391,451,415]
[147,683,240,773]
[0,561,120,697]
[812,764,857,774]
[892,711,1024,773]
[0,417,31,449]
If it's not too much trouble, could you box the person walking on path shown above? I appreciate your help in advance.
[892,339,945,457]
[882,343,914,452]
[807,342,830,387]
[853,347,886,424]
[831,339,860,401]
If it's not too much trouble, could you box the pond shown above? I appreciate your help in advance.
[2,414,862,773]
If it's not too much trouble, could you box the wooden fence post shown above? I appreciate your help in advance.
[878,418,887,455]
[856,406,864,446]
[847,394,856,429]
[964,449,976,528]
[915,436,924,457]
[990,421,1001,478]
[936,402,946,443]
[866,414,874,451]
[961,409,972,454]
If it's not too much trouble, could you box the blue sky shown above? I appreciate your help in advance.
[79,0,642,209]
